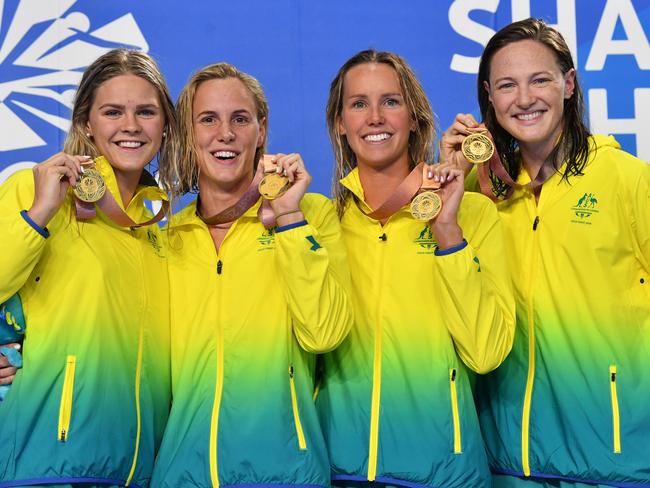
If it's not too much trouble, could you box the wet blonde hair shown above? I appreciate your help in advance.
[64,48,180,186]
[163,62,269,197]
[326,49,436,217]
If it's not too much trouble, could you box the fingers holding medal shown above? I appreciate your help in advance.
[410,163,443,221]
[258,154,291,200]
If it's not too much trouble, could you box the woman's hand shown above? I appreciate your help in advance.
[440,113,485,175]
[268,153,311,226]
[426,162,465,250]
[28,153,92,228]
[0,343,21,386]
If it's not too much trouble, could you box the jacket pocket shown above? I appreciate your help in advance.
[58,355,76,442]
[289,366,307,450]
[449,368,462,454]
[609,365,621,453]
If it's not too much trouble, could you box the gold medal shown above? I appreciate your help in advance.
[462,132,494,164]
[258,172,290,200]
[410,190,442,221]
[74,168,106,203]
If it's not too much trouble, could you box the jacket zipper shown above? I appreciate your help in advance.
[609,365,621,453]
[57,355,77,442]
[125,239,148,487]
[210,252,225,488]
[289,366,307,450]
[449,368,462,454]
[367,227,387,481]
[521,214,540,476]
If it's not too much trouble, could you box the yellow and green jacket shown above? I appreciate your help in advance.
[474,135,650,485]
[0,158,171,488]
[317,169,515,488]
[151,194,353,488]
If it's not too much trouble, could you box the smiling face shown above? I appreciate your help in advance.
[338,62,415,172]
[86,74,165,179]
[485,39,575,156]
[193,77,265,192]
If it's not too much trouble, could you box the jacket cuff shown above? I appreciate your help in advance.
[20,210,49,238]
[276,219,308,233]
[434,239,467,256]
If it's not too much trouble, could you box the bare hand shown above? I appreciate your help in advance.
[426,162,465,249]
[28,153,92,228]
[267,153,311,220]
[440,113,485,175]
[0,343,21,386]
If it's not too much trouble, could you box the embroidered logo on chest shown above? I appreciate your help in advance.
[257,228,275,251]
[414,224,437,254]
[571,192,600,225]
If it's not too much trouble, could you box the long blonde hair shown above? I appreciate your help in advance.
[326,49,436,217]
[64,48,179,185]
[162,63,269,197]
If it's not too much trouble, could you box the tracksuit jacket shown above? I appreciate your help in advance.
[151,194,353,488]
[474,135,650,486]
[317,168,515,488]
[0,157,171,488]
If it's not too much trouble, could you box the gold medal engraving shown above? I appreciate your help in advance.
[410,191,442,221]
[74,168,106,203]
[462,132,494,164]
[259,172,290,200]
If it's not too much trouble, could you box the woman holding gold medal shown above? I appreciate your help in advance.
[0,49,177,487]
[151,63,353,488]
[441,18,650,488]
[315,50,515,488]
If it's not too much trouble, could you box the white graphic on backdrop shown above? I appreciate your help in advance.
[0,0,148,153]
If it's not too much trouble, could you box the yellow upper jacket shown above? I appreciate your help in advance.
[473,135,650,485]
[317,168,515,488]
[151,193,353,488]
[0,157,171,488]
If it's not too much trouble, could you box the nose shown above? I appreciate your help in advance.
[367,104,384,125]
[216,122,235,143]
[121,111,141,133]
[515,86,535,108]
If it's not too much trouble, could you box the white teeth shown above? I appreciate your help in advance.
[118,141,143,148]
[214,151,236,159]
[516,111,542,121]
[364,133,390,142]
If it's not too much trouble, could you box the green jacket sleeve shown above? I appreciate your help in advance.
[0,170,49,303]
[433,194,515,374]
[274,195,353,354]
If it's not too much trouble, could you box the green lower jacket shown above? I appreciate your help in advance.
[151,194,353,488]
[317,168,515,488]
[0,158,171,488]
[474,135,650,486]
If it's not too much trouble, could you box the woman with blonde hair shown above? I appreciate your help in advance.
[152,62,352,488]
[0,48,178,487]
[316,49,515,488]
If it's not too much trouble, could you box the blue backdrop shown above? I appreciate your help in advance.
[0,0,648,202]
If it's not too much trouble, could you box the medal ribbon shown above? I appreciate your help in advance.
[473,129,556,200]
[365,162,436,221]
[74,162,169,229]
[197,162,276,229]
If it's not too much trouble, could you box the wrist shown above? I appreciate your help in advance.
[27,205,54,229]
[275,209,304,227]
[431,222,463,250]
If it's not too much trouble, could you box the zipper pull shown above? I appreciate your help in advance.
[217,260,223,275]
[60,429,67,442]
[611,372,616,382]
[532,216,540,231]
[379,233,387,242]
[289,365,294,378]
[451,368,457,381]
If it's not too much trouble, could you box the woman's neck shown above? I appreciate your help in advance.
[114,170,142,208]
[198,175,252,218]
[357,160,411,210]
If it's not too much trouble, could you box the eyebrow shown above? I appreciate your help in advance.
[493,71,553,84]
[345,92,404,99]
[98,103,159,109]
[195,109,253,118]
